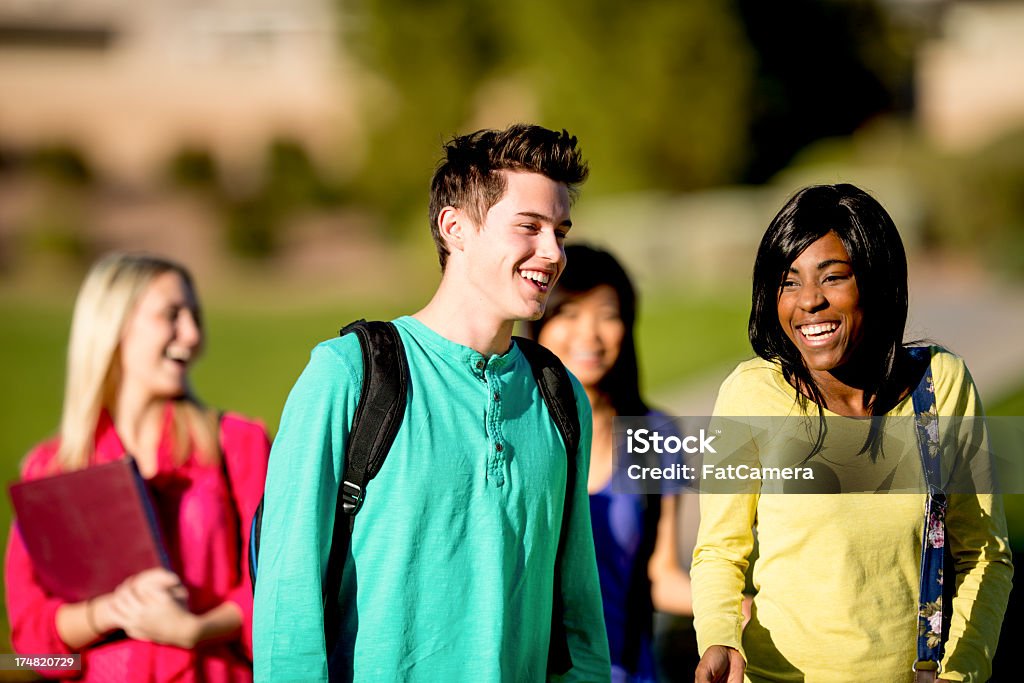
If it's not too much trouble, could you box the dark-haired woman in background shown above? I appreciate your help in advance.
[528,244,695,683]
[691,184,1012,682]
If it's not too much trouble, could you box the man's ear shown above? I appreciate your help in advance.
[438,206,468,254]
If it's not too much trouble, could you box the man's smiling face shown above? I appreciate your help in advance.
[461,170,572,323]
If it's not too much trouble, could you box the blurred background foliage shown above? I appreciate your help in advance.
[335,0,916,227]
[1,0,1021,274]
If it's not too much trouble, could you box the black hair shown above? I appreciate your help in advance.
[429,124,588,270]
[749,184,909,457]
[526,244,648,416]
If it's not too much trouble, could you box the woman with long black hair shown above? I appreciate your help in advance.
[692,184,1012,682]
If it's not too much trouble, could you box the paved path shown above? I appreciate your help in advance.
[651,264,1024,415]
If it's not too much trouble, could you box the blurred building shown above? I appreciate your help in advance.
[917,0,1024,151]
[0,0,355,182]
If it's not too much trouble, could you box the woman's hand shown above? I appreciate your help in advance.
[694,645,745,683]
[103,568,200,649]
[55,568,191,649]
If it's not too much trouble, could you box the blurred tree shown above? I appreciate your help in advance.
[265,139,345,209]
[0,144,19,174]
[167,138,346,259]
[343,0,919,218]
[168,146,218,191]
[30,145,94,187]
[19,145,95,269]
[502,0,754,194]
[344,0,505,232]
[345,0,753,224]
[224,194,278,258]
[736,0,919,182]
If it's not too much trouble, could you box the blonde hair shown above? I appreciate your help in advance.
[56,253,218,471]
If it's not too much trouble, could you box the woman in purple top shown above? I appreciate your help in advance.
[528,245,694,682]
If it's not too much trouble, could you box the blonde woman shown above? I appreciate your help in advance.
[5,253,270,681]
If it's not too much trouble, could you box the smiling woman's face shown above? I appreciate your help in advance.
[537,284,625,390]
[776,231,865,374]
[118,271,202,400]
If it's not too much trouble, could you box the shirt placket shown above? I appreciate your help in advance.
[474,356,506,487]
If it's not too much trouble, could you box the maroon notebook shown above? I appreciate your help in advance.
[8,457,170,603]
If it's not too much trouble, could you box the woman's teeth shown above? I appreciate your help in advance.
[799,322,838,339]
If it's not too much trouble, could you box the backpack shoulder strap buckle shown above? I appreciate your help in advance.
[340,480,365,514]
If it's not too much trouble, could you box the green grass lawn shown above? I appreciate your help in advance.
[636,291,753,393]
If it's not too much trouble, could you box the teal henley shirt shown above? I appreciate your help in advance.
[253,316,610,682]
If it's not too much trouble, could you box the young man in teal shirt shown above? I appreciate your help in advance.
[254,124,610,682]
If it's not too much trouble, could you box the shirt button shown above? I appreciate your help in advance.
[475,361,485,370]
[495,443,504,452]
[493,392,500,402]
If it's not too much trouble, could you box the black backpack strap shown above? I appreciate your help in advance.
[321,319,409,650]
[247,319,409,663]
[334,320,410,520]
[513,336,580,676]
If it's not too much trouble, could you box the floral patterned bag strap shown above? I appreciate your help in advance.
[909,346,946,679]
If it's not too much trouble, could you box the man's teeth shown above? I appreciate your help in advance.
[520,270,551,285]
[800,322,838,337]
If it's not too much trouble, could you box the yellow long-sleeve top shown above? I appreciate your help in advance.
[691,347,1012,682]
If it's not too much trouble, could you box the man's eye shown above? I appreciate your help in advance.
[781,280,799,289]
[555,229,568,240]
